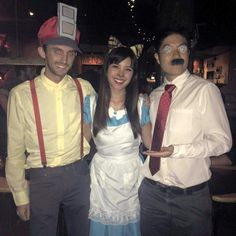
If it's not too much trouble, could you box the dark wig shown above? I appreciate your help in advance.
[154,27,191,53]
[93,46,141,138]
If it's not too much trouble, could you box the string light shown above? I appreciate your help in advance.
[127,0,155,43]
[28,11,34,17]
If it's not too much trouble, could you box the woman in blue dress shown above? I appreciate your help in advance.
[84,46,152,236]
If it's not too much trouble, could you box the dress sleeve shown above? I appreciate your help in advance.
[138,95,150,127]
[84,94,97,125]
[76,78,96,97]
[84,95,92,124]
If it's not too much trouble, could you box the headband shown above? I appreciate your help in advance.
[108,35,144,59]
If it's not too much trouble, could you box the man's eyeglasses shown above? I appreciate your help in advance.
[160,44,188,55]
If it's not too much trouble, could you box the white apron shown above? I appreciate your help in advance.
[89,98,144,225]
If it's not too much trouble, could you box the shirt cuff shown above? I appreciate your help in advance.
[13,189,29,206]
[171,145,181,158]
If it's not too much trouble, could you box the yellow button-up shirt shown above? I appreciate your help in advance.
[6,68,95,206]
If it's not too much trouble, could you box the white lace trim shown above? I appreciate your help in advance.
[89,207,140,225]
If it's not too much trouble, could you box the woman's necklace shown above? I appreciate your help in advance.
[110,100,125,113]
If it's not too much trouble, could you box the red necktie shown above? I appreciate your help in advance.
[149,84,176,175]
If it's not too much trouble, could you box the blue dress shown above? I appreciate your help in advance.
[84,95,150,236]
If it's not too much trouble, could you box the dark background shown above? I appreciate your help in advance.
[0,0,236,48]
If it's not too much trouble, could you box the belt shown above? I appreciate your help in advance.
[146,178,208,195]
[25,159,85,180]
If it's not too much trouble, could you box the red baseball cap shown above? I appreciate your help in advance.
[38,16,81,51]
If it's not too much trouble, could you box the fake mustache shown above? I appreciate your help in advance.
[171,58,184,65]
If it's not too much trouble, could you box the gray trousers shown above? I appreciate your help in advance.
[28,159,90,236]
[139,178,212,236]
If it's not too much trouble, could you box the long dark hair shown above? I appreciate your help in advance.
[93,46,141,138]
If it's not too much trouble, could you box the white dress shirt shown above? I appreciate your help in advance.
[142,70,232,188]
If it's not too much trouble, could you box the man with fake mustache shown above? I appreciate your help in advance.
[139,28,232,236]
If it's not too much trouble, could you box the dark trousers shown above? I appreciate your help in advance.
[139,178,212,236]
[28,159,90,236]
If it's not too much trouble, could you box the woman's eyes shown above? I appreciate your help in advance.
[110,64,133,71]
[111,64,119,68]
[125,68,133,72]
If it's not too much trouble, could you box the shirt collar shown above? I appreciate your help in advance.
[164,70,190,89]
[40,67,71,89]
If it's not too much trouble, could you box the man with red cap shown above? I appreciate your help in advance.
[6,15,95,236]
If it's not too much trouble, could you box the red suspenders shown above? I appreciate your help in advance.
[30,80,47,167]
[74,79,84,159]
[30,79,84,167]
